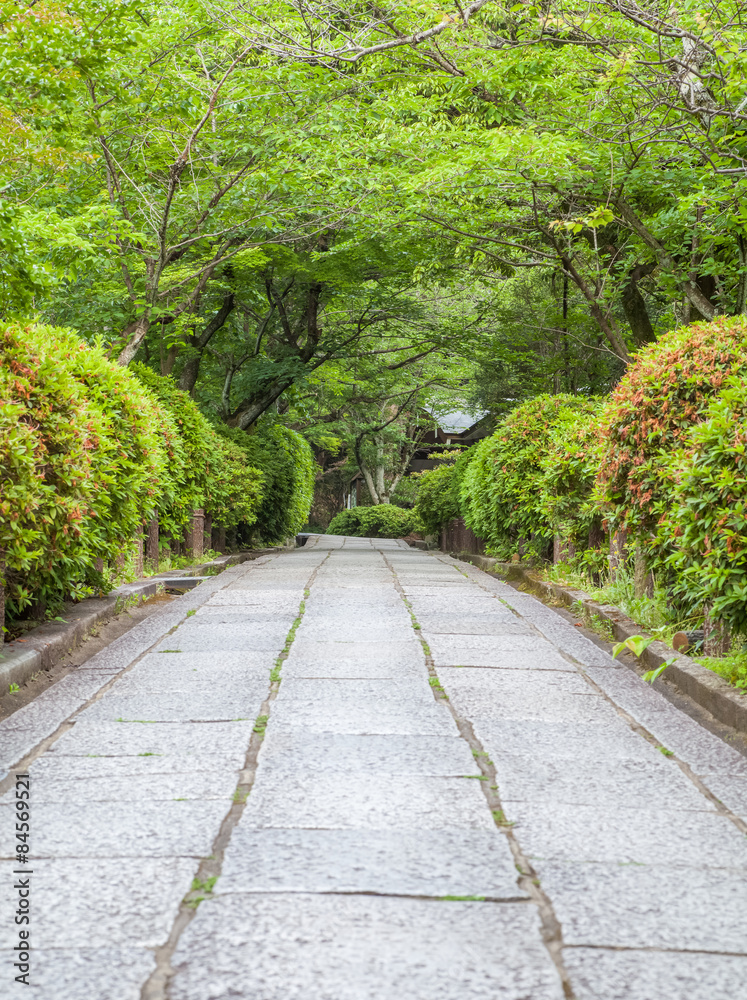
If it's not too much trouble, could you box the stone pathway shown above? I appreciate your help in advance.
[2,535,747,999]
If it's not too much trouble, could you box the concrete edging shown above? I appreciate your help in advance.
[446,549,747,734]
[0,548,275,694]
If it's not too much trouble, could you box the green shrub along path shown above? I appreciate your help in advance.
[0,323,314,631]
[1,536,745,999]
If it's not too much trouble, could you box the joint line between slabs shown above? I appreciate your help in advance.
[139,551,330,1000]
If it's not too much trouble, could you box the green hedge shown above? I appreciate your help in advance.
[1,325,169,618]
[131,366,264,533]
[460,394,600,558]
[0,325,272,627]
[658,377,747,632]
[413,463,461,535]
[217,423,315,542]
[328,505,417,538]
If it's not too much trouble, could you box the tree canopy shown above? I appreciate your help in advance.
[3,1,746,431]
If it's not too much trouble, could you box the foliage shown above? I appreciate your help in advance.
[0,323,167,620]
[414,464,461,535]
[131,365,264,534]
[218,423,314,542]
[460,395,599,558]
[660,378,747,634]
[697,650,747,692]
[596,318,747,543]
[540,400,605,549]
[327,505,417,539]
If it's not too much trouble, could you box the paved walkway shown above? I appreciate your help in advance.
[2,536,747,999]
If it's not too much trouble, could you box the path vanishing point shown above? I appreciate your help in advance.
[2,535,747,999]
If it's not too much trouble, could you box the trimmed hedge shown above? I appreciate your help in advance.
[131,366,264,533]
[659,377,747,631]
[1,325,169,618]
[217,423,315,542]
[459,394,600,558]
[596,317,747,539]
[1,325,315,628]
[328,505,417,538]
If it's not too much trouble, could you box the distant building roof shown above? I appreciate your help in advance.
[428,409,489,435]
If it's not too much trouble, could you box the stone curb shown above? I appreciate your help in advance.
[0,549,275,694]
[445,549,747,734]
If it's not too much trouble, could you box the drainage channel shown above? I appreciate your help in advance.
[140,552,329,1000]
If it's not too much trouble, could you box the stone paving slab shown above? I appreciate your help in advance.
[507,802,747,867]
[439,667,618,723]
[474,718,668,764]
[0,856,196,947]
[242,774,494,830]
[537,861,747,952]
[495,754,714,810]
[19,752,242,781]
[0,947,156,1000]
[282,653,430,679]
[217,828,524,898]
[416,615,533,635]
[275,677,434,704]
[426,635,576,670]
[1,770,237,804]
[77,686,268,722]
[257,732,477,775]
[0,800,228,858]
[267,699,458,735]
[563,948,747,1000]
[168,894,565,1000]
[46,719,254,759]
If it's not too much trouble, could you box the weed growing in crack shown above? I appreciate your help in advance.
[253,714,269,735]
[232,790,249,804]
[492,809,515,827]
[186,609,196,618]
[8,683,19,694]
[656,745,674,757]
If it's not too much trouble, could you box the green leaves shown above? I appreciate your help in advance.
[612,635,655,660]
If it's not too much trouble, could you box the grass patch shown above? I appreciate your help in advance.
[696,650,747,691]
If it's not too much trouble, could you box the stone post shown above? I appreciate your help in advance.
[203,513,212,554]
[184,508,205,560]
[609,529,628,582]
[145,516,159,571]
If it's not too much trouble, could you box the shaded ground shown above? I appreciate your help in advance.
[1,537,746,999]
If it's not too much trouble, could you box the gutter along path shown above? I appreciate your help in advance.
[1,538,747,999]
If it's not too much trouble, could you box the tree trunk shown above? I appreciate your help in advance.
[117,314,151,366]
[184,509,205,560]
[554,534,576,564]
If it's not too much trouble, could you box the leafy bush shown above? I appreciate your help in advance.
[540,400,605,550]
[328,504,417,538]
[132,366,265,536]
[0,324,167,619]
[325,509,363,536]
[217,423,315,542]
[460,394,599,558]
[596,317,747,541]
[659,378,747,633]
[414,464,460,534]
